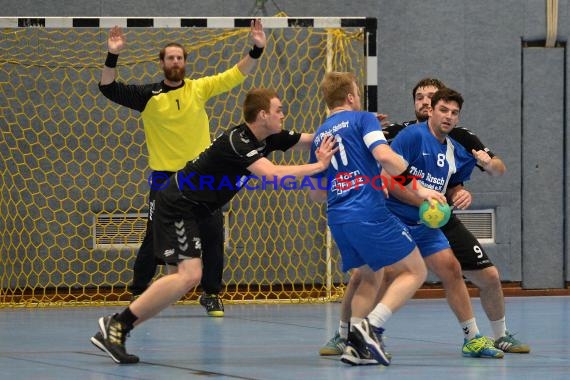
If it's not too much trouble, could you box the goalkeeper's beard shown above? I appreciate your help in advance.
[164,66,186,82]
[415,107,429,122]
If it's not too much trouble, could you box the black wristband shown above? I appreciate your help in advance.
[398,165,415,186]
[248,45,264,59]
[105,52,119,68]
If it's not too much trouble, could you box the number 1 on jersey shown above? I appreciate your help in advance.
[331,135,348,170]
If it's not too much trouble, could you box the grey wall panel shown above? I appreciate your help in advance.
[0,0,102,16]
[523,0,570,42]
[377,1,468,123]
[462,0,523,195]
[523,0,547,40]
[471,192,521,281]
[567,46,570,282]
[1,0,385,18]
[522,47,564,288]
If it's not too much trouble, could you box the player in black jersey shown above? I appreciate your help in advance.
[90,88,337,364]
[320,78,529,358]
[99,20,267,317]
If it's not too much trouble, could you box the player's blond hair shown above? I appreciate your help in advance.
[320,71,357,109]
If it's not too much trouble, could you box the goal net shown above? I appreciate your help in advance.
[0,17,377,306]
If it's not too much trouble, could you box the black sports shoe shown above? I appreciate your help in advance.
[372,326,392,361]
[90,314,139,364]
[352,318,391,366]
[198,293,224,317]
[340,332,380,366]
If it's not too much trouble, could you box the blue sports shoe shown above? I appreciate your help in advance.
[462,335,504,358]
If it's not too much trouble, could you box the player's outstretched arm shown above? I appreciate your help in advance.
[101,26,126,85]
[290,133,315,152]
[236,19,267,75]
[472,149,506,177]
[247,135,337,180]
[373,144,447,205]
[380,168,423,207]
[385,175,447,207]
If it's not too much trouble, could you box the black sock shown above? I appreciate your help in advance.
[115,307,138,331]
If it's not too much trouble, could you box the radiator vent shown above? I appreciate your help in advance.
[454,209,495,243]
[93,213,146,249]
[91,210,495,249]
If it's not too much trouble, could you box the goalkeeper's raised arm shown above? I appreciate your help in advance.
[100,25,126,85]
[236,18,267,75]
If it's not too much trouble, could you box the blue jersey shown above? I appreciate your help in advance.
[386,122,477,224]
[310,110,389,223]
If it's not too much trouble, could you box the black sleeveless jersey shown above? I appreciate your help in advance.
[175,123,301,211]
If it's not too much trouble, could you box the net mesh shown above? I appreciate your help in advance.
[0,23,367,306]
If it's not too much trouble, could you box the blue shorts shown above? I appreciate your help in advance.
[330,213,416,272]
[406,224,450,257]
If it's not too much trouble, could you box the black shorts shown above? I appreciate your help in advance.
[440,214,494,271]
[152,183,203,265]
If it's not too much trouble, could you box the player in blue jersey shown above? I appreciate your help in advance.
[388,88,503,358]
[308,72,447,366]
[382,88,504,358]
[319,87,503,360]
[320,78,528,358]
[402,79,528,353]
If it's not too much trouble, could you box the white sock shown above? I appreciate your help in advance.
[339,321,349,339]
[489,316,506,340]
[350,317,363,331]
[367,303,392,328]
[460,318,480,340]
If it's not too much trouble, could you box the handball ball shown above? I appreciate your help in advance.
[419,200,451,228]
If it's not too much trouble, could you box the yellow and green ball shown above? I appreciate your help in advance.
[419,200,451,228]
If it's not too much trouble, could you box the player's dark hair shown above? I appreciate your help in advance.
[243,88,280,123]
[412,78,446,99]
[159,43,188,61]
[431,87,464,110]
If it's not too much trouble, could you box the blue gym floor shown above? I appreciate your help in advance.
[0,296,568,379]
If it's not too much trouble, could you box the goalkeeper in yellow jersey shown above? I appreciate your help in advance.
[97,19,266,317]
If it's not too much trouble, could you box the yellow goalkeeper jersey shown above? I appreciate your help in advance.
[99,65,246,171]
